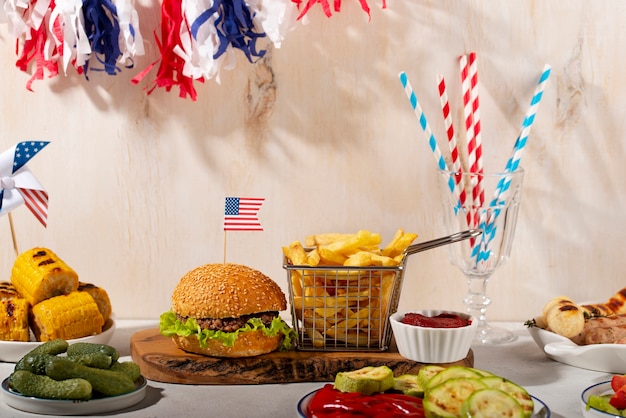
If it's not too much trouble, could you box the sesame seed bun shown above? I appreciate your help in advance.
[171,263,286,318]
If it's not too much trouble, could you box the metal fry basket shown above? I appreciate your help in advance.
[283,258,407,351]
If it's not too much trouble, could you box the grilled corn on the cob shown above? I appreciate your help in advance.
[30,291,104,342]
[0,284,30,341]
[11,248,79,306]
[0,281,21,300]
[78,282,112,323]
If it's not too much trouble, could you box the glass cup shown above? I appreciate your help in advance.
[437,168,524,344]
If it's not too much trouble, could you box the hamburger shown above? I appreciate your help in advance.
[159,263,295,357]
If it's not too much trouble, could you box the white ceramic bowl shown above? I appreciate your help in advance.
[581,381,623,418]
[390,310,477,363]
[0,318,116,363]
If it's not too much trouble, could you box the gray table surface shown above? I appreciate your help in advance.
[0,320,608,417]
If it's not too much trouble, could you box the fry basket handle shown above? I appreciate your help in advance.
[403,229,482,257]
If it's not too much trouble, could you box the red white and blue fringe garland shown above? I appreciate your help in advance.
[0,0,385,97]
[131,0,303,100]
[1,0,144,90]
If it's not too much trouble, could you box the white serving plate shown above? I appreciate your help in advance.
[1,375,146,416]
[0,319,115,363]
[296,388,551,417]
[527,325,626,373]
[581,381,623,417]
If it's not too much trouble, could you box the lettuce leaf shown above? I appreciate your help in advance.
[159,311,296,351]
[587,395,626,416]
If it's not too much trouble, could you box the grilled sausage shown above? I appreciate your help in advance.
[584,324,626,344]
[607,287,626,314]
[583,314,626,331]
[580,303,617,318]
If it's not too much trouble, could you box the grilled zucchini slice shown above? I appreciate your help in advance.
[423,377,487,417]
[334,365,395,395]
[459,388,525,418]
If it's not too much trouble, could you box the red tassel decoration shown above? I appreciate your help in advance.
[15,1,60,92]
[291,0,386,19]
[132,0,199,100]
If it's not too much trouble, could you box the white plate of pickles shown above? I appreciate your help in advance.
[1,375,147,415]
[1,337,147,415]
[0,319,116,363]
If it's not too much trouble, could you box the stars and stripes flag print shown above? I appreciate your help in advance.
[0,141,50,227]
[223,197,265,231]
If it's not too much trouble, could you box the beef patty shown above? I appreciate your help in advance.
[177,311,279,333]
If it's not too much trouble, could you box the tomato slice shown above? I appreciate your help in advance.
[610,386,626,410]
[611,375,626,393]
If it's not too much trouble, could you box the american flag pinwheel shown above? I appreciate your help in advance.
[0,141,50,227]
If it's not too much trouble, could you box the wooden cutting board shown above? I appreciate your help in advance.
[130,329,474,385]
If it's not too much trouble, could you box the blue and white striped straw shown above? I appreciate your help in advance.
[491,64,551,205]
[476,64,552,263]
[399,71,455,194]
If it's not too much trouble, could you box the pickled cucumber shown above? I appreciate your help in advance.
[334,366,395,395]
[45,357,135,396]
[8,370,92,401]
[110,361,142,382]
[67,352,114,369]
[14,354,55,375]
[67,342,119,363]
[14,339,69,373]
[28,339,69,356]
[459,388,525,418]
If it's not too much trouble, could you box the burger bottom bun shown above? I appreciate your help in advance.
[172,330,283,358]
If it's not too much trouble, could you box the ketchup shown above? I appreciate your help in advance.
[401,312,471,328]
[306,384,425,418]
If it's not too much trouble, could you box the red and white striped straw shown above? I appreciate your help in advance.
[460,54,479,228]
[468,52,485,206]
[459,55,474,148]
[437,74,467,206]
[437,74,461,175]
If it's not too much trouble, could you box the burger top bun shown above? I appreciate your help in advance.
[171,263,286,318]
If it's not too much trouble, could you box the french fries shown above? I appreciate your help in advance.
[284,229,416,269]
[283,229,418,350]
[382,231,418,258]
